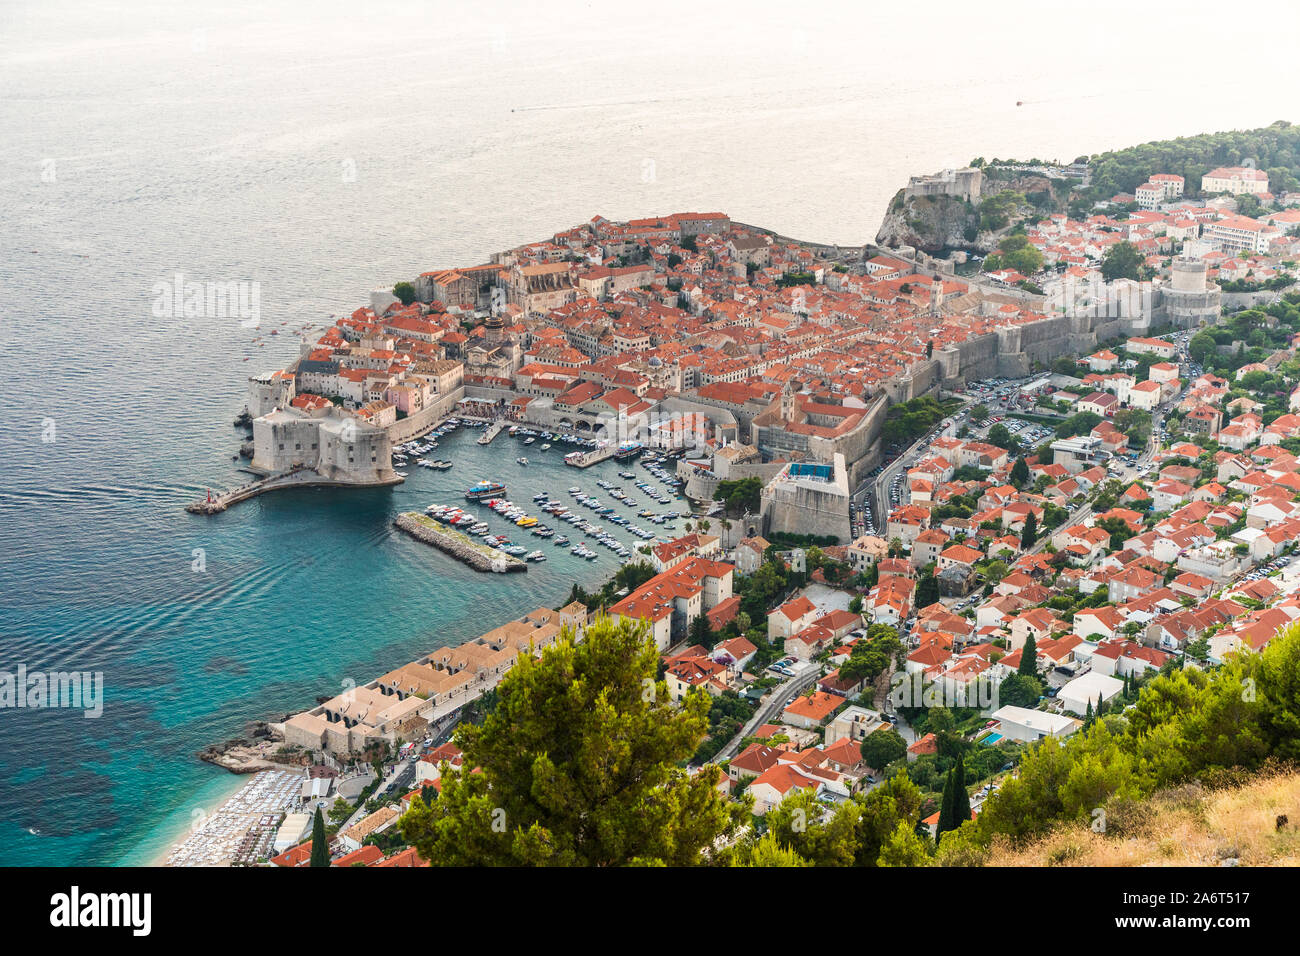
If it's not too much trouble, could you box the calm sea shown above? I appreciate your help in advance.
[1,0,1296,865]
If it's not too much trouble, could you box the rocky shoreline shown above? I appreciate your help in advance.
[198,721,299,774]
[393,511,528,573]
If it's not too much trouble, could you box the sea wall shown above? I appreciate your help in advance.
[387,386,467,444]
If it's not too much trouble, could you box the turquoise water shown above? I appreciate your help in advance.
[0,422,669,866]
[4,0,1296,867]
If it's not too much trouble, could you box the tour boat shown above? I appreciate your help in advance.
[613,442,644,461]
[465,480,506,500]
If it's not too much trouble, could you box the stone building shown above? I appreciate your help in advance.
[250,405,396,483]
[1160,257,1222,329]
[760,453,852,543]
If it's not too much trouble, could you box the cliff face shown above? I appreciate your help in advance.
[875,172,1065,254]
[876,191,980,253]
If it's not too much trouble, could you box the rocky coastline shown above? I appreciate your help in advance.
[197,721,298,774]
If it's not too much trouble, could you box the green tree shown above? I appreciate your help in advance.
[853,771,925,866]
[1019,633,1038,677]
[997,672,1043,708]
[860,727,908,770]
[1002,243,1043,276]
[766,790,861,866]
[690,612,716,649]
[713,477,762,515]
[1010,456,1031,488]
[400,616,747,865]
[1188,329,1217,365]
[876,820,930,866]
[915,572,940,609]
[936,763,957,838]
[1020,510,1038,549]
[309,807,329,867]
[949,754,970,828]
[732,831,812,867]
[987,423,1016,451]
[392,281,416,305]
[1101,241,1143,282]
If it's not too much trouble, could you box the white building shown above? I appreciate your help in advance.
[1058,671,1124,716]
[990,705,1078,743]
[1201,166,1269,196]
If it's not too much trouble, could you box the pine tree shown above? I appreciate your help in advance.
[1020,510,1038,549]
[400,615,746,865]
[309,807,329,867]
[1084,698,1094,725]
[1018,633,1038,677]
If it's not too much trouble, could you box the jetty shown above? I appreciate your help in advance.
[186,468,403,515]
[564,444,619,468]
[477,420,507,445]
[393,512,527,573]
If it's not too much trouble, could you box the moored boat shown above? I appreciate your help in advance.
[465,480,506,500]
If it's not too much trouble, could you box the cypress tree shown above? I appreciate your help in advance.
[1010,456,1031,488]
[950,754,970,827]
[936,765,956,838]
[310,806,329,867]
[1018,633,1038,676]
[1020,510,1038,549]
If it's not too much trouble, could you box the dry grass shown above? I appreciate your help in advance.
[987,771,1300,867]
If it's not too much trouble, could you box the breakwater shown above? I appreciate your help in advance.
[393,512,527,573]
[185,468,405,514]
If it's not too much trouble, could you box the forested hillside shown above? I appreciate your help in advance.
[1086,120,1300,198]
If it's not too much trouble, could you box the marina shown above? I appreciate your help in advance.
[386,422,693,576]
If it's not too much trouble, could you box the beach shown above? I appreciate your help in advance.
[153,769,304,867]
